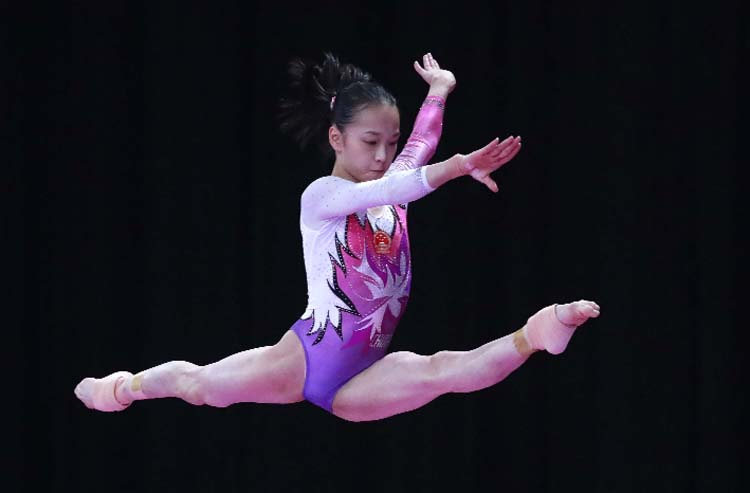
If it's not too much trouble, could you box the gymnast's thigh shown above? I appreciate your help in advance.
[200,329,306,405]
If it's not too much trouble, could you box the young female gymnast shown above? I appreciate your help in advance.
[75,53,600,422]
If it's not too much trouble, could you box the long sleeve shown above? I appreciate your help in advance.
[301,167,435,228]
[385,95,445,175]
[301,95,446,229]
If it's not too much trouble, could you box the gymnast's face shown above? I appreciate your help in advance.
[329,103,401,183]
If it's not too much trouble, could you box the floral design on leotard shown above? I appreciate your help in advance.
[306,205,411,348]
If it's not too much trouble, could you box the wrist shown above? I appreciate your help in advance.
[421,94,446,110]
[427,85,451,100]
[424,154,466,189]
[451,154,469,179]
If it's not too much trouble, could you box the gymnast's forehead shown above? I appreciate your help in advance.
[348,104,400,135]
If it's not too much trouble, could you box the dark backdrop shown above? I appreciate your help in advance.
[8,1,746,492]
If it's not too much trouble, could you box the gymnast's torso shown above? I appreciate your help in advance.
[291,171,431,412]
[298,200,412,351]
[290,95,444,412]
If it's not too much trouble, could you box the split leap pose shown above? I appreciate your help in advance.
[75,53,600,421]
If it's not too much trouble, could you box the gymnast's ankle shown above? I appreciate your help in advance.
[115,373,147,405]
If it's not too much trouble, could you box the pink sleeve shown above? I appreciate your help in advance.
[386,95,445,175]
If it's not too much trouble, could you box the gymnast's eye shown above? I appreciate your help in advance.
[364,140,377,145]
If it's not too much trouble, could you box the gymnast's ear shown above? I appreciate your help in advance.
[328,125,344,154]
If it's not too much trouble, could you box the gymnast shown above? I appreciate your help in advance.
[75,52,600,421]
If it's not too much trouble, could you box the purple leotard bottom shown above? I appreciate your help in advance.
[290,308,395,413]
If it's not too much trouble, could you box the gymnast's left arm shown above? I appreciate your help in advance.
[387,53,456,175]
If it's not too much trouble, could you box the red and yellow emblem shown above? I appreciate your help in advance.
[373,230,391,255]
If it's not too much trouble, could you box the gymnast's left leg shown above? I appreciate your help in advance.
[331,300,600,422]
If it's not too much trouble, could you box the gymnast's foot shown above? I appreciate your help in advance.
[523,300,600,355]
[74,371,134,412]
[555,300,600,328]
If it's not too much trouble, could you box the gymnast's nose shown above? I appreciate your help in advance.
[375,145,386,163]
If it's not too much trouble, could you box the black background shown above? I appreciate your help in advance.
[8,1,746,492]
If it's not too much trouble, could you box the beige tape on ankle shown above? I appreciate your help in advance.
[513,328,536,356]
[131,374,143,392]
[129,373,147,400]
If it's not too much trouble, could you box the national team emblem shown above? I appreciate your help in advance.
[373,230,391,254]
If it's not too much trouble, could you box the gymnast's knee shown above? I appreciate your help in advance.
[425,351,459,385]
[179,365,216,407]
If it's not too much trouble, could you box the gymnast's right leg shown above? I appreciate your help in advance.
[74,330,306,411]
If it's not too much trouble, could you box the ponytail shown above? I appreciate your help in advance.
[278,52,397,159]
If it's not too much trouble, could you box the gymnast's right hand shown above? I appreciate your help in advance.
[460,136,522,193]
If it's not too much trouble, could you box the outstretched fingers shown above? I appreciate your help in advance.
[478,135,516,161]
[496,135,515,149]
[475,137,501,157]
[500,142,522,163]
[500,142,521,162]
[489,138,521,166]
[420,52,437,70]
[489,136,520,158]
[465,135,523,191]
[428,52,440,69]
[478,137,521,171]
[414,52,440,76]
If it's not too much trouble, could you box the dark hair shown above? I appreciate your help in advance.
[278,52,397,160]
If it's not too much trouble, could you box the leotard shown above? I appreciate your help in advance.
[290,96,445,412]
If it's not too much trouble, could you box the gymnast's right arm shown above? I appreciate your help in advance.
[300,155,470,227]
[301,136,521,227]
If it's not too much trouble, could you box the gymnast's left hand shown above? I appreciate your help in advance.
[462,135,522,193]
[414,52,456,94]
